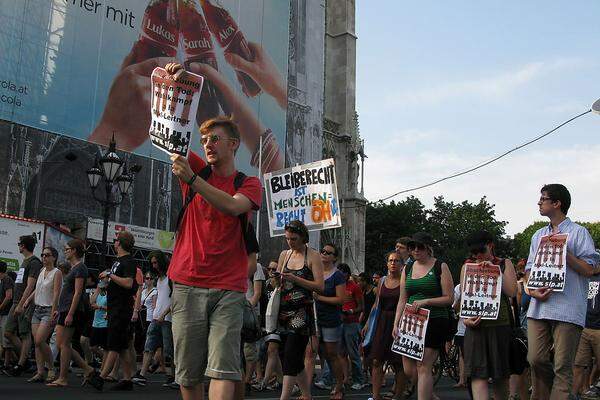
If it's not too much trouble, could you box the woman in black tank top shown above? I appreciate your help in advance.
[276,220,324,400]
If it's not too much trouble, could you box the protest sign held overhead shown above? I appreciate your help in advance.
[264,159,341,237]
[149,67,204,157]
[392,304,429,361]
[460,263,503,320]
[527,233,568,291]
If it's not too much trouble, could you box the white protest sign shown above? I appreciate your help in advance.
[460,263,503,320]
[527,233,568,292]
[149,67,204,157]
[392,304,430,361]
[263,159,341,237]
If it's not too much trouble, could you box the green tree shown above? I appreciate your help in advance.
[427,196,508,282]
[364,196,509,284]
[364,196,427,272]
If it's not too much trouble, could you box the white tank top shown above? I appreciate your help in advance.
[34,267,60,307]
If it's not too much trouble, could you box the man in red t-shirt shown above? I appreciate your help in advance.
[338,263,366,390]
[167,63,262,400]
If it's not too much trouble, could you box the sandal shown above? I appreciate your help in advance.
[27,374,45,383]
[46,380,68,387]
[45,370,56,383]
[81,369,97,387]
[330,387,345,400]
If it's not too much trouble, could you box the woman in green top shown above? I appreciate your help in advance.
[393,232,454,400]
[461,231,516,400]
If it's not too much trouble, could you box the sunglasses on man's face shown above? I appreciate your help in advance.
[200,134,237,146]
[321,249,335,256]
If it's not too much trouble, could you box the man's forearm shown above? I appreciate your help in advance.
[111,275,133,289]
[567,253,595,277]
[18,281,36,308]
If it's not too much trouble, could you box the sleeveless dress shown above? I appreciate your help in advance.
[278,247,315,336]
[368,281,403,364]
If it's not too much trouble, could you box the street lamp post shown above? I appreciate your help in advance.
[86,135,141,270]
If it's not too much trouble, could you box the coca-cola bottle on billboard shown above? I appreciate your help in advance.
[179,0,228,123]
[131,0,179,63]
[200,0,261,97]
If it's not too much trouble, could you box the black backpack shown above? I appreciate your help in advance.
[175,165,260,254]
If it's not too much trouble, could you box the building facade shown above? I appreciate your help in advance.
[0,0,365,271]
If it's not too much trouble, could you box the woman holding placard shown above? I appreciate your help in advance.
[460,231,516,400]
[393,232,454,400]
[363,251,406,400]
[275,220,324,400]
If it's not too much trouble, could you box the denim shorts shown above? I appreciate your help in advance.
[319,324,343,343]
[144,320,174,359]
[31,305,52,325]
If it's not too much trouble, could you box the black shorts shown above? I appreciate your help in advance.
[107,315,133,352]
[57,311,84,330]
[280,332,309,376]
[424,318,450,350]
[90,327,108,348]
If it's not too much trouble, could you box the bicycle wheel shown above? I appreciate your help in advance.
[432,354,442,386]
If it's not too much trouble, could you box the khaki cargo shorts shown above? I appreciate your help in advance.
[172,283,244,386]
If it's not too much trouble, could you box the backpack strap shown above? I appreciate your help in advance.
[175,165,212,233]
[433,259,443,284]
[232,171,260,254]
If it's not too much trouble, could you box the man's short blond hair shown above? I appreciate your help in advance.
[199,116,240,141]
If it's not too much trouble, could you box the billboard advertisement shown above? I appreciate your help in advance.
[0,0,289,173]
[0,215,45,271]
[87,217,175,252]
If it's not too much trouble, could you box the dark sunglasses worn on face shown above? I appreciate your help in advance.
[321,249,335,256]
[41,253,53,258]
[201,134,237,146]
[408,242,426,251]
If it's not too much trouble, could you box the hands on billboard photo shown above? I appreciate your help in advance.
[87,0,286,173]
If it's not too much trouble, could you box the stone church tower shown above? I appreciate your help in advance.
[322,0,367,272]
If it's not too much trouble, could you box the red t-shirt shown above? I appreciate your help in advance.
[168,152,262,292]
[342,280,363,324]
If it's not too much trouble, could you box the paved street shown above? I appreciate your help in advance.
[0,371,471,399]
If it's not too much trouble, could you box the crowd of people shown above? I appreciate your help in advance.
[0,75,599,400]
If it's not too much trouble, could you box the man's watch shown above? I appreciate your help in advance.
[187,173,198,186]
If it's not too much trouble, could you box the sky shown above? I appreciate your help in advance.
[355,1,600,235]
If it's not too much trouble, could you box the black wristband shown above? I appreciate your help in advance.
[187,173,198,186]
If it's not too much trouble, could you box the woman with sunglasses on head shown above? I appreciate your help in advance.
[276,220,324,400]
[393,232,454,400]
[47,239,96,387]
[313,243,346,399]
[24,246,62,382]
[363,252,407,400]
[461,231,516,400]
